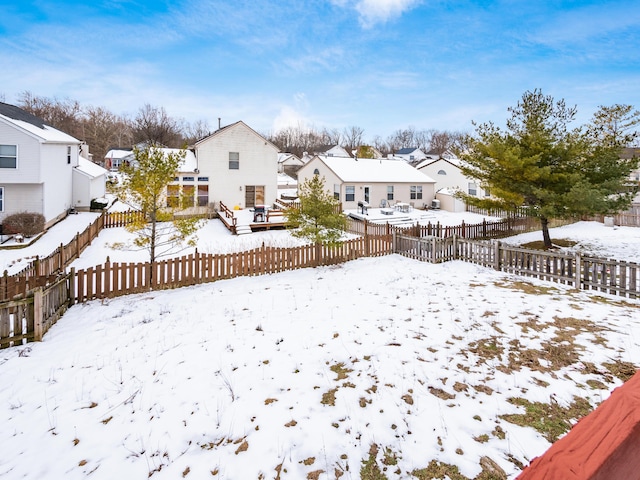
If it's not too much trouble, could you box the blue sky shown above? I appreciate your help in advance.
[1,0,639,141]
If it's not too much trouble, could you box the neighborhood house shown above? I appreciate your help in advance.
[0,102,107,230]
[297,155,436,210]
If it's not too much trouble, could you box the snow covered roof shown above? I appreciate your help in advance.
[416,156,462,170]
[75,157,108,179]
[278,172,297,187]
[169,148,198,172]
[0,102,81,144]
[395,147,422,155]
[316,155,435,183]
[105,149,133,160]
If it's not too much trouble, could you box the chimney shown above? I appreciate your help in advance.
[218,117,221,129]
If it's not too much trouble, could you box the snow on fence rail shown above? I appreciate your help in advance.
[395,233,640,298]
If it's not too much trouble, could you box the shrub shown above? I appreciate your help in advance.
[2,212,45,237]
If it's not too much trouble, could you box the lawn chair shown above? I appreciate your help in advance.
[379,199,387,208]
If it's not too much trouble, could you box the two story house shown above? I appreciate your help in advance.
[187,121,280,210]
[0,102,106,229]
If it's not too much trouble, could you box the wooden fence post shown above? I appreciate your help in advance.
[33,288,43,341]
[575,252,582,289]
[392,229,397,254]
[453,234,458,260]
[494,240,501,271]
[364,220,370,257]
[68,268,76,307]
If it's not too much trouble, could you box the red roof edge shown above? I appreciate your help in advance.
[517,370,640,480]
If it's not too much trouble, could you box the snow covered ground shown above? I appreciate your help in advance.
[0,214,639,479]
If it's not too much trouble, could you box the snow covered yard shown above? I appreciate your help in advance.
[1,215,639,479]
[1,253,639,479]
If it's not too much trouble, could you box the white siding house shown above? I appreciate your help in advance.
[297,155,436,210]
[394,147,426,163]
[193,121,280,210]
[416,156,489,210]
[72,157,109,210]
[0,102,84,228]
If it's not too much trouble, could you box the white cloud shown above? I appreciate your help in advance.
[272,93,312,132]
[333,0,421,28]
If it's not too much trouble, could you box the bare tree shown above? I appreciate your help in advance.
[342,125,365,153]
[183,119,212,145]
[18,91,83,139]
[81,106,126,160]
[132,104,183,147]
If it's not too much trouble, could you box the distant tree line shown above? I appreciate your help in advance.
[11,91,466,162]
[15,92,213,161]
[267,123,467,158]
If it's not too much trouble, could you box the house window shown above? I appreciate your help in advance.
[313,168,320,175]
[468,182,477,196]
[166,185,180,207]
[410,155,415,161]
[197,176,209,182]
[67,146,71,164]
[198,185,209,207]
[484,187,491,197]
[334,184,340,200]
[410,185,423,200]
[0,145,17,168]
[182,176,194,182]
[387,186,394,201]
[183,185,195,207]
[0,187,3,211]
[229,152,239,169]
[437,169,447,175]
[345,186,355,202]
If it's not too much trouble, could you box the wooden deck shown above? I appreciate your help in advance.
[218,202,288,234]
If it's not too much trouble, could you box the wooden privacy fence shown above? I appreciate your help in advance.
[72,236,393,303]
[0,273,70,349]
[395,233,640,298]
[584,213,640,228]
[1,210,150,301]
[347,216,558,240]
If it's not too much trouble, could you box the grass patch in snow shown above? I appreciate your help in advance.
[520,238,577,250]
[500,396,592,443]
[603,360,637,382]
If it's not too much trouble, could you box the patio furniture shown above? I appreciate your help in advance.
[395,202,411,213]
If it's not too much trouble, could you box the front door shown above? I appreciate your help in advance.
[245,185,265,208]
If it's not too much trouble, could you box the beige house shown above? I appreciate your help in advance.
[187,121,280,210]
[297,155,436,209]
[416,156,489,211]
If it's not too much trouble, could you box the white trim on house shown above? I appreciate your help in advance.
[297,155,436,209]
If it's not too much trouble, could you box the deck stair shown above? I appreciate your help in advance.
[235,225,252,235]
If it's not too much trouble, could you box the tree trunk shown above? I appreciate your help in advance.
[541,216,552,249]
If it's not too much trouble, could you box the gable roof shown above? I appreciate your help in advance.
[395,147,422,155]
[194,120,279,152]
[75,157,109,179]
[313,155,435,183]
[0,102,81,143]
[416,156,462,170]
